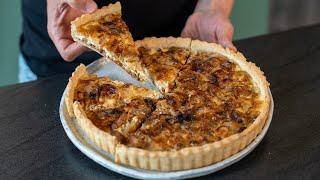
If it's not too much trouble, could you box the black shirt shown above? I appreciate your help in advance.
[20,0,197,77]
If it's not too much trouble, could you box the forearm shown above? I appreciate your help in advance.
[194,0,234,17]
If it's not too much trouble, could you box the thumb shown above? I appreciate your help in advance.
[65,0,97,13]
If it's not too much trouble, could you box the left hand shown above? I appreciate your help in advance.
[181,11,236,51]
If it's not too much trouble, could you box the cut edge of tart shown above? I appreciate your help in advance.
[65,40,270,171]
[135,37,191,93]
[70,2,150,82]
[113,40,271,171]
[135,36,191,50]
[65,64,161,155]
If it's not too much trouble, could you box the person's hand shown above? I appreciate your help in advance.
[47,0,97,61]
[182,11,236,51]
[181,11,236,51]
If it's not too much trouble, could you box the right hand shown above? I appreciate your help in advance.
[181,11,236,51]
[47,0,97,61]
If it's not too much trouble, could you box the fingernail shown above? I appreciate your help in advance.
[85,3,97,13]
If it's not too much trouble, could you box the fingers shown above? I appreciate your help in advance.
[220,40,236,51]
[181,12,236,51]
[47,0,90,61]
[181,27,195,39]
[216,22,237,51]
[51,8,88,61]
[181,14,199,39]
[180,28,189,38]
[57,39,88,61]
[64,0,97,13]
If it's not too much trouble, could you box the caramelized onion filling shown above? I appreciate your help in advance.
[74,52,262,151]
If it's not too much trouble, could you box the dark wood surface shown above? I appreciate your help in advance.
[1,24,320,179]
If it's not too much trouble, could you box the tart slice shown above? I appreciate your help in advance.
[71,2,149,81]
[136,37,191,93]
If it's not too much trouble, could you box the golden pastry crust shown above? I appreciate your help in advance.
[66,39,270,171]
[65,64,87,118]
[135,37,191,50]
[71,2,150,82]
[71,2,121,27]
[74,101,119,155]
[136,37,191,93]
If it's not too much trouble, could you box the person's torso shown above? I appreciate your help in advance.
[21,0,197,77]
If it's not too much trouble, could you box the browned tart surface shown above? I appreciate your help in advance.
[77,14,137,57]
[74,51,262,151]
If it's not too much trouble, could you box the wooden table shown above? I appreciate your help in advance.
[1,24,320,179]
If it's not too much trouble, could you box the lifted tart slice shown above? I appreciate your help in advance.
[136,37,191,93]
[71,2,149,81]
